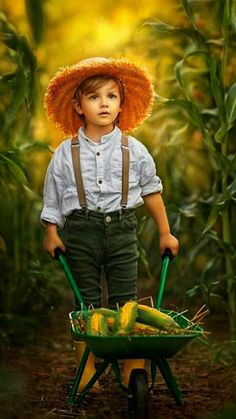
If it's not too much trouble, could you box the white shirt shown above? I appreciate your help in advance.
[40,126,163,228]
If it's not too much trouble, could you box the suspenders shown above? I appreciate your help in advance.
[71,136,87,209]
[71,134,130,209]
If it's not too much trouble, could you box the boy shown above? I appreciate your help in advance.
[41,57,179,391]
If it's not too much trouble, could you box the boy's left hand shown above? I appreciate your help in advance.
[159,233,179,258]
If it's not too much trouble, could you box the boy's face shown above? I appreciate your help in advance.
[73,80,121,130]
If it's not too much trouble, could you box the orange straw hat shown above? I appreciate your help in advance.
[44,57,155,135]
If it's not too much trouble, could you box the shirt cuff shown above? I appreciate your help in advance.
[40,207,64,229]
[141,177,163,197]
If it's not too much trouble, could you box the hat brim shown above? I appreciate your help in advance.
[44,58,154,135]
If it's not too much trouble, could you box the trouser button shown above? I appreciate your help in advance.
[105,216,112,223]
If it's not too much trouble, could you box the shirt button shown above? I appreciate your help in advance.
[96,152,100,156]
[97,207,101,211]
[105,216,112,223]
[98,180,102,184]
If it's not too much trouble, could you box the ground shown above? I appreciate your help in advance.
[1,291,236,419]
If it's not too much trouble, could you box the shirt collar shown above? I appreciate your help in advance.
[79,126,121,144]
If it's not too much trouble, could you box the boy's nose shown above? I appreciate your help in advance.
[100,97,108,107]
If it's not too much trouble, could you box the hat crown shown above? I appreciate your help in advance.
[78,57,110,67]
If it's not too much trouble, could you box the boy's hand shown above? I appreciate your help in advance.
[43,222,66,258]
[159,233,179,258]
[43,233,66,258]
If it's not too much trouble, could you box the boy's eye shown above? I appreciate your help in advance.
[108,93,117,99]
[88,94,98,100]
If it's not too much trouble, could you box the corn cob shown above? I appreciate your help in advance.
[137,304,180,331]
[107,317,161,335]
[112,300,138,335]
[86,312,109,336]
[89,307,117,318]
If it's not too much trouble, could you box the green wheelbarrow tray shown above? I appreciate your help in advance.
[69,309,202,359]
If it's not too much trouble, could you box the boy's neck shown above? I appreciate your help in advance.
[83,124,115,142]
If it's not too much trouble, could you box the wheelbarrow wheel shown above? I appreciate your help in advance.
[128,368,149,417]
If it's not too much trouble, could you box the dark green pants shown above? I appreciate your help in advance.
[62,209,139,309]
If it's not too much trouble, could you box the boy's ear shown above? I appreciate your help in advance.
[72,99,83,115]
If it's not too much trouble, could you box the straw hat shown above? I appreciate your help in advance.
[44,57,155,135]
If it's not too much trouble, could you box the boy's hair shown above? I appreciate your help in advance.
[74,74,124,105]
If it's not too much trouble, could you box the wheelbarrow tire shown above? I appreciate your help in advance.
[128,368,149,417]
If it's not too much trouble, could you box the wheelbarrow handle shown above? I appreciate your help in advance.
[156,249,173,310]
[55,246,172,311]
[54,248,87,311]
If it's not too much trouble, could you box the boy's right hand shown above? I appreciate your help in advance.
[43,222,66,258]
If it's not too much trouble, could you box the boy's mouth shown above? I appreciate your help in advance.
[98,111,110,115]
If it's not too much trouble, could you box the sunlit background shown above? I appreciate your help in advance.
[0,0,236,357]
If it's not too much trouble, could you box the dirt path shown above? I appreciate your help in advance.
[1,292,236,419]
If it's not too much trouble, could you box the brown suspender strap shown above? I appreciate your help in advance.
[121,134,130,208]
[71,136,87,208]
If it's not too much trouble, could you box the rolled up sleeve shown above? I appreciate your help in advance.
[40,153,65,229]
[139,145,163,197]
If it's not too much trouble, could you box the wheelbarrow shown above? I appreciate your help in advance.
[55,248,203,415]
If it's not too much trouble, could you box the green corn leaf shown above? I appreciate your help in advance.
[0,73,16,94]
[181,0,193,22]
[206,54,226,125]
[229,154,236,172]
[185,49,226,126]
[202,206,220,234]
[17,142,52,152]
[18,36,37,107]
[203,230,235,256]
[227,178,236,195]
[174,59,191,99]
[165,98,204,128]
[174,50,210,100]
[142,18,206,48]
[200,257,220,286]
[222,0,236,35]
[166,202,197,217]
[3,78,26,131]
[201,108,218,117]
[25,0,45,45]
[18,36,37,84]
[202,201,229,234]
[3,71,27,131]
[214,124,228,143]
[216,0,228,27]
[225,82,236,128]
[0,154,27,184]
[23,185,40,200]
[175,49,225,130]
[0,13,19,50]
[209,149,230,172]
[137,242,153,280]
[142,18,175,33]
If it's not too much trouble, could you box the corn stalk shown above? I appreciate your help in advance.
[0,1,48,315]
[142,0,236,355]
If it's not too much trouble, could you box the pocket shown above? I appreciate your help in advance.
[111,161,138,190]
[65,217,89,247]
[119,214,137,233]
[66,215,89,234]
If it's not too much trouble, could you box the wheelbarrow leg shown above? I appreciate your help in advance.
[156,358,184,406]
[74,359,110,405]
[150,360,157,390]
[111,360,129,392]
[69,345,90,404]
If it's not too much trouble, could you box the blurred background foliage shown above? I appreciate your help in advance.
[0,0,235,353]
